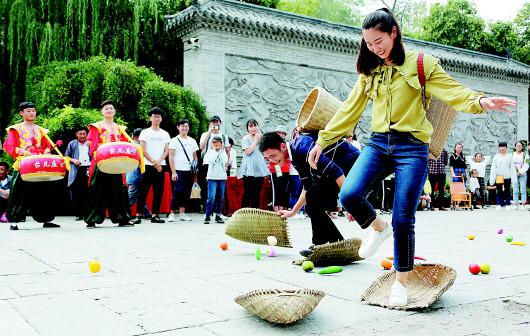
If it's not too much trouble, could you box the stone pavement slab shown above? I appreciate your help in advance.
[0,208,529,335]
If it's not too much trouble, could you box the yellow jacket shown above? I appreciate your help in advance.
[317,50,485,148]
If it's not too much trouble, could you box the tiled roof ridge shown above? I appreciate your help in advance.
[165,0,530,82]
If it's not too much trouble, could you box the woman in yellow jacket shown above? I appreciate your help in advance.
[308,8,515,307]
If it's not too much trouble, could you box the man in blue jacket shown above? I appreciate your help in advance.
[260,131,360,252]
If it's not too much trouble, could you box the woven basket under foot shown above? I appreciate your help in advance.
[294,238,363,266]
[426,97,457,160]
[225,208,292,248]
[296,87,342,131]
[235,289,325,324]
[360,263,456,310]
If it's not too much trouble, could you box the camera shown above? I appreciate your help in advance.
[213,125,219,130]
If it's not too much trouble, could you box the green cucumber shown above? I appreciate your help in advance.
[318,266,343,275]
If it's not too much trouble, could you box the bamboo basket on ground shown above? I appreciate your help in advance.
[225,208,292,248]
[235,289,325,324]
[296,87,343,131]
[293,238,363,266]
[360,263,457,310]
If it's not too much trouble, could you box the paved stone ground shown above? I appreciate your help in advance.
[1,208,529,336]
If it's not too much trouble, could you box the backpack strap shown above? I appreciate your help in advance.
[417,51,427,110]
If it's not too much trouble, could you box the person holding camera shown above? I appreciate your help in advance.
[168,119,199,222]
[198,116,230,212]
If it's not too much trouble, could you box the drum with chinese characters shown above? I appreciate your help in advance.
[19,155,67,182]
[95,142,140,174]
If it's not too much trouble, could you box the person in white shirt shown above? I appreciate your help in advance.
[465,152,491,207]
[134,107,171,224]
[511,141,528,209]
[469,169,481,209]
[198,115,230,211]
[203,136,228,224]
[168,119,199,222]
[489,142,513,210]
[65,127,92,220]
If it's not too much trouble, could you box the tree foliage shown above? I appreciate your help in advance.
[422,0,484,50]
[421,0,529,64]
[23,57,209,141]
[277,0,363,26]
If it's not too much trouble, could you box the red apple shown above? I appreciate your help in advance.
[468,263,481,275]
[219,242,228,251]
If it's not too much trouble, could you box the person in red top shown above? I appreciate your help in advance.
[84,100,137,228]
[269,126,291,212]
[3,102,61,230]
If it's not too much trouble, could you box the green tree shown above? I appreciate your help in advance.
[422,0,485,51]
[24,57,209,137]
[513,2,529,64]
[480,21,518,58]
[277,0,363,26]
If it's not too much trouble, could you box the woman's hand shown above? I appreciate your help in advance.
[171,172,178,182]
[308,144,323,170]
[278,209,294,219]
[480,97,517,113]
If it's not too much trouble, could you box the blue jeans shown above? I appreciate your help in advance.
[513,174,527,205]
[206,179,226,218]
[340,132,429,272]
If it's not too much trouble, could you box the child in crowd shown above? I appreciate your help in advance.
[469,168,481,209]
[204,136,228,224]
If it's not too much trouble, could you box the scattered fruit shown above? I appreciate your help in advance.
[219,242,228,251]
[480,263,491,274]
[318,266,343,275]
[386,256,394,260]
[468,235,475,240]
[510,241,527,246]
[414,255,427,261]
[468,263,481,275]
[497,229,503,234]
[255,248,262,260]
[302,261,314,272]
[88,259,101,273]
[267,248,276,257]
[506,235,513,243]
[267,236,278,246]
[380,259,392,270]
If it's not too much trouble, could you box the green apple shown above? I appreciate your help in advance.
[302,261,314,272]
[480,263,491,274]
[506,235,513,242]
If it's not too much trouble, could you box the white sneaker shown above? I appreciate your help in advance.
[167,213,176,222]
[496,205,502,211]
[358,223,392,259]
[180,214,192,221]
[388,281,408,307]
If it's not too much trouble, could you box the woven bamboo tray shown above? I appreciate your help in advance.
[235,289,325,324]
[426,97,458,160]
[296,87,343,131]
[225,208,292,248]
[294,238,363,266]
[360,263,457,310]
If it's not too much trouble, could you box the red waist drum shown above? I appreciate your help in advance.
[95,142,140,174]
[19,155,67,182]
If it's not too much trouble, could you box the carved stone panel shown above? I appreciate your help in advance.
[224,55,357,147]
